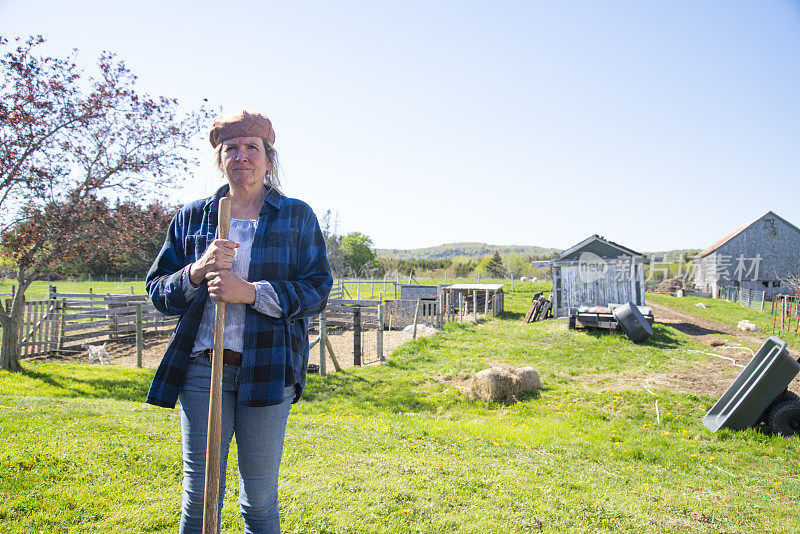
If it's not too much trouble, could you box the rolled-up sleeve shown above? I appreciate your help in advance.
[252,281,283,318]
[182,266,200,300]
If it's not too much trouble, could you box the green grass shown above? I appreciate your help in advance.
[0,278,147,298]
[2,287,800,532]
[646,292,788,338]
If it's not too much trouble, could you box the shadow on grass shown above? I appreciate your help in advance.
[578,323,687,349]
[498,310,524,321]
[20,367,151,402]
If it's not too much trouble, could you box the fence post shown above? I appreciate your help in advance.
[412,299,421,340]
[473,291,478,321]
[459,293,464,322]
[353,308,362,366]
[319,311,327,376]
[57,298,66,353]
[136,303,143,368]
[377,304,384,361]
[485,289,489,316]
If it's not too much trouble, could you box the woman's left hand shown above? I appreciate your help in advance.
[206,270,256,304]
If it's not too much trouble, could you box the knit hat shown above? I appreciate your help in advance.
[208,110,275,148]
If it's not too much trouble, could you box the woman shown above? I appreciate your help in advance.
[146,110,332,533]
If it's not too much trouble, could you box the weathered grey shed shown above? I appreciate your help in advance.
[693,211,800,298]
[534,235,646,318]
[399,284,441,300]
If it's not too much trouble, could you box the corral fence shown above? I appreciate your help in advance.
[773,294,800,339]
[718,286,767,312]
[310,298,384,375]
[8,288,176,362]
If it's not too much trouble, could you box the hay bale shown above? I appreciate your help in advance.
[468,363,541,403]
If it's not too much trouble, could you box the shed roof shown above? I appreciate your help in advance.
[553,235,644,262]
[696,211,800,258]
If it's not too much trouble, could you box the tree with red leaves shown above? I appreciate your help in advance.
[0,35,212,370]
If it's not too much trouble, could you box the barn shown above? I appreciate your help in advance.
[535,235,646,318]
[693,211,800,298]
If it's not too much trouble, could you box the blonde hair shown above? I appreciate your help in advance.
[214,139,282,193]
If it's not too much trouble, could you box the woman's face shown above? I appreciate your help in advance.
[220,136,271,188]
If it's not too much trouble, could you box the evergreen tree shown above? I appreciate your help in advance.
[484,251,506,278]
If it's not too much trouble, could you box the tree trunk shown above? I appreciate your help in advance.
[0,270,31,371]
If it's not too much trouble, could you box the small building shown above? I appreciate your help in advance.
[693,211,800,298]
[535,235,646,318]
[399,284,441,301]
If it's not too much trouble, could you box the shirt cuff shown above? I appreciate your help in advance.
[182,266,200,300]
[253,281,283,318]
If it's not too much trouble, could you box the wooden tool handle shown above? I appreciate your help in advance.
[202,196,231,534]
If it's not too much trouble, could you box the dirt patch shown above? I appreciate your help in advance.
[577,358,744,397]
[572,301,800,397]
[27,327,435,372]
[648,301,799,358]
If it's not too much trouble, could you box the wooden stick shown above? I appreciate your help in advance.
[203,196,231,534]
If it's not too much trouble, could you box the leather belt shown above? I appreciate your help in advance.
[201,348,243,366]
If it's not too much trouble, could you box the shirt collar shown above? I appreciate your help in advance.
[204,184,283,213]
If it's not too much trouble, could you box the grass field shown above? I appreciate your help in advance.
[2,286,800,532]
[645,292,792,339]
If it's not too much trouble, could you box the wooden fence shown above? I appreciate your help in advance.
[8,292,177,358]
[383,299,443,330]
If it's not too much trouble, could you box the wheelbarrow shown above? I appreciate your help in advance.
[703,336,800,437]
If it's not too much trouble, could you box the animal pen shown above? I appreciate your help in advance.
[11,281,504,372]
[8,288,177,364]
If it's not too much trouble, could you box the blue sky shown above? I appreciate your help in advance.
[2,1,798,252]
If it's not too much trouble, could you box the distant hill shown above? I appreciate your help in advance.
[377,242,561,261]
[376,243,702,262]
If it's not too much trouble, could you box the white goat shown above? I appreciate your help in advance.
[83,342,111,364]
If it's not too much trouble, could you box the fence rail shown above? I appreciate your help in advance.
[8,291,177,359]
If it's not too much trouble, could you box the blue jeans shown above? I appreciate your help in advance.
[178,355,294,534]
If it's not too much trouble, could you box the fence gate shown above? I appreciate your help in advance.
[773,295,800,339]
[4,298,60,358]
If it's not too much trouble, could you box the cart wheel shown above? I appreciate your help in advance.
[782,391,800,403]
[568,314,576,330]
[767,401,800,437]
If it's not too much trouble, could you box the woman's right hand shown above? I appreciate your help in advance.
[189,239,240,285]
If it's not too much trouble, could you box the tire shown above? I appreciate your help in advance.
[767,401,800,437]
[781,391,800,403]
[568,314,576,330]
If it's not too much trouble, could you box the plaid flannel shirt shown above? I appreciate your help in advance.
[145,185,332,408]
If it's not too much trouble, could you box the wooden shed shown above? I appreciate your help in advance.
[534,235,646,318]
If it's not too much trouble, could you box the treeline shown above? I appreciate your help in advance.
[0,198,177,279]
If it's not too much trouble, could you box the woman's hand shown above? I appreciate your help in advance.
[189,239,240,285]
[206,270,256,304]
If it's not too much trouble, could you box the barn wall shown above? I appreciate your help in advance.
[693,254,718,296]
[699,214,800,298]
[554,263,645,317]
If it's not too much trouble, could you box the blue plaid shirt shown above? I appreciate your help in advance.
[145,185,332,408]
